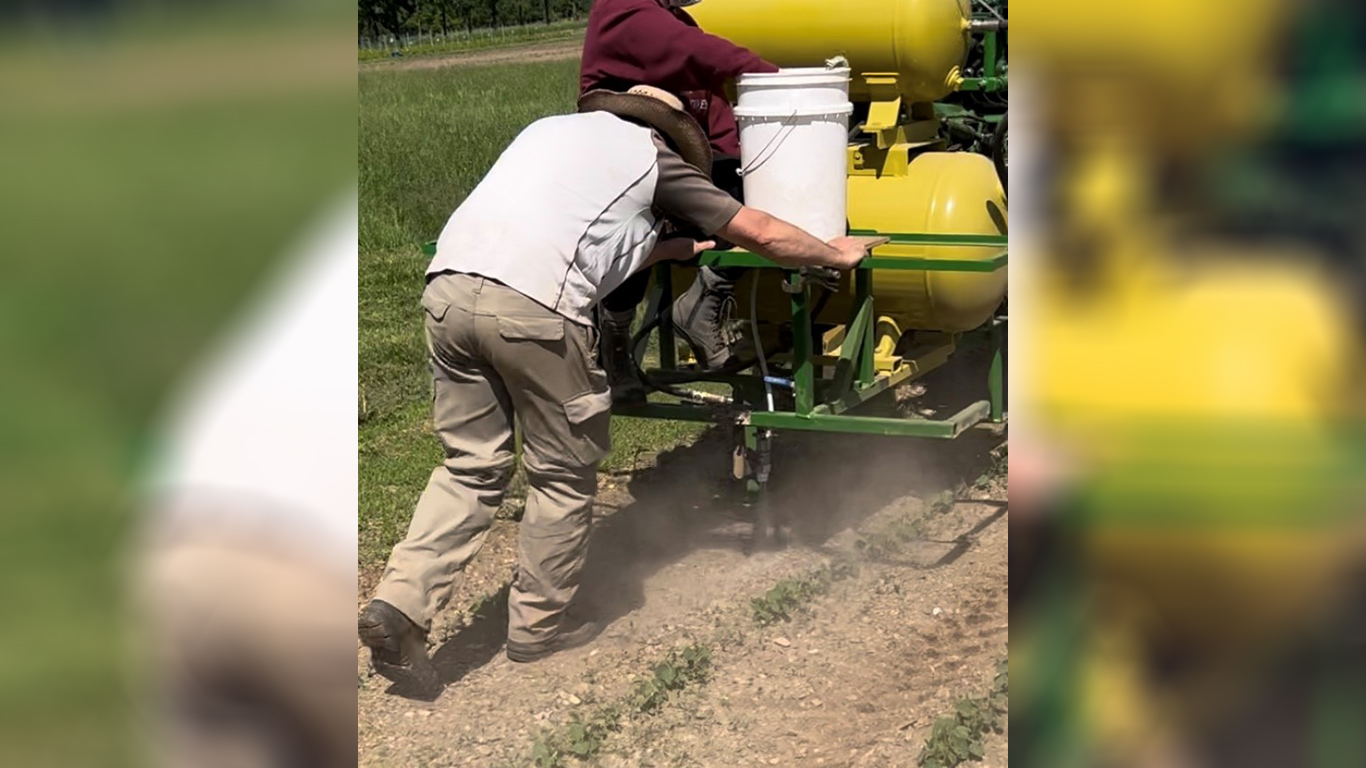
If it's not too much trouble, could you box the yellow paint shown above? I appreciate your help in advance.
[689,0,1006,340]
[849,152,1007,331]
[691,0,971,104]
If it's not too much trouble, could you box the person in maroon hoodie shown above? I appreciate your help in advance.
[581,0,779,402]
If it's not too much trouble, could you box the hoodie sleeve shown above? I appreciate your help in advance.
[591,0,778,88]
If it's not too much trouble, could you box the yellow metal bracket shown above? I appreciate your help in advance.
[850,73,944,177]
[862,73,903,143]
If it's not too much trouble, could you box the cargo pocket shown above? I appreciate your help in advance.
[568,321,609,390]
[496,316,565,342]
[562,389,613,466]
[420,293,452,358]
[421,292,451,322]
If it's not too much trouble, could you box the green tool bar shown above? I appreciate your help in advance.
[846,230,1007,247]
[983,28,999,80]
[700,251,1007,272]
[749,400,990,438]
[427,233,1006,261]
[613,399,993,439]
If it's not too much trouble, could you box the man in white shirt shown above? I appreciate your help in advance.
[358,86,869,692]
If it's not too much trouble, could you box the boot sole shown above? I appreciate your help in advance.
[358,614,441,693]
[506,624,600,663]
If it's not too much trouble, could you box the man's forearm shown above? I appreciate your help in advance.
[642,241,680,269]
[729,212,840,268]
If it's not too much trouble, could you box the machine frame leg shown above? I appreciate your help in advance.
[740,424,782,550]
[989,315,1005,423]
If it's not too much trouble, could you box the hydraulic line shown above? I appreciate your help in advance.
[628,273,835,400]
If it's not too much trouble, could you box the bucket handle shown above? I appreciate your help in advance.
[738,109,800,178]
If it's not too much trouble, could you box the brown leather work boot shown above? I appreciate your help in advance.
[671,266,744,371]
[358,600,440,695]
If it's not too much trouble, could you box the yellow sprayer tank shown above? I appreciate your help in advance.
[691,0,973,103]
[847,152,1006,331]
[691,0,1005,335]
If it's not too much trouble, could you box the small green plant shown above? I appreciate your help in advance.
[563,710,617,759]
[856,491,956,556]
[928,489,957,515]
[917,659,1008,768]
[530,707,620,768]
[856,531,903,558]
[530,735,561,768]
[527,646,710,766]
[750,561,857,625]
[630,644,711,713]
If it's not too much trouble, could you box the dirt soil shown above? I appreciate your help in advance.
[358,414,1008,767]
[360,39,583,73]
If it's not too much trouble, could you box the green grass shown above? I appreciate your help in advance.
[1,32,353,765]
[358,21,586,62]
[359,59,709,566]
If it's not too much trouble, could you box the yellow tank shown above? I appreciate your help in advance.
[733,152,1006,341]
[847,151,1007,331]
[690,0,972,103]
[1017,0,1292,148]
[691,0,1004,337]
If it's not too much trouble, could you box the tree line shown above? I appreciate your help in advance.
[359,0,595,40]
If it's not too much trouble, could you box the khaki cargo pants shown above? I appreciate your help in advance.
[374,272,612,649]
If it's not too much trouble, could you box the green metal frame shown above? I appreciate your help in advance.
[616,231,1007,439]
[417,232,1007,441]
[959,28,1008,93]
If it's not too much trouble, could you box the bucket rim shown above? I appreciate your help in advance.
[733,103,855,119]
[737,66,852,83]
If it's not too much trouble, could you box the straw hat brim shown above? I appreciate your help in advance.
[578,90,713,172]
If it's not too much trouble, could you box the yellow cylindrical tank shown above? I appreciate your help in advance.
[1015,0,1292,148]
[690,0,1004,335]
[848,151,1007,331]
[737,152,1006,333]
[690,0,972,104]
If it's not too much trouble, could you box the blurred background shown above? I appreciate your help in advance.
[0,2,352,766]
[6,0,1366,764]
[1010,0,1366,766]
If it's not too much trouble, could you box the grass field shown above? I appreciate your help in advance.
[359,59,711,566]
[358,20,586,62]
[1,29,354,765]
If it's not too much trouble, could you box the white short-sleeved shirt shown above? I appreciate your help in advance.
[429,111,741,325]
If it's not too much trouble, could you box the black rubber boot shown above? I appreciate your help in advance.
[599,307,647,405]
[671,266,743,371]
[358,600,440,696]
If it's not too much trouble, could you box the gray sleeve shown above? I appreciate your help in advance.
[651,140,743,236]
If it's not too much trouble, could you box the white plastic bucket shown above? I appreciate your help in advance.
[734,67,853,242]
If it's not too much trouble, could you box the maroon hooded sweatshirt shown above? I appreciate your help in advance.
[579,0,778,157]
